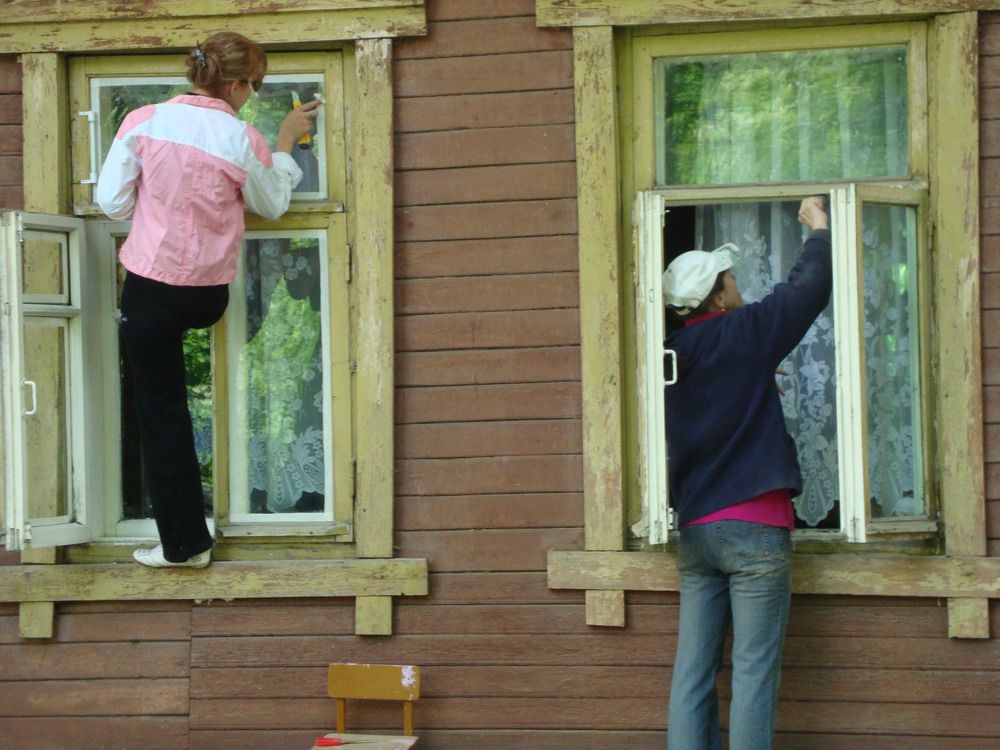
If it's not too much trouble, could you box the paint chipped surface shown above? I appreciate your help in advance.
[401,664,416,688]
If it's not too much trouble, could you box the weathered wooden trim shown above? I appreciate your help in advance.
[549,550,1000,599]
[1,0,422,25]
[536,0,996,28]
[0,8,427,55]
[0,558,428,602]
[574,26,627,626]
[18,601,54,638]
[948,598,991,639]
[355,595,393,635]
[585,589,625,627]
[21,53,69,214]
[930,12,988,638]
[353,37,395,561]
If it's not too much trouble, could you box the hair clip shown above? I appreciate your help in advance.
[194,46,207,68]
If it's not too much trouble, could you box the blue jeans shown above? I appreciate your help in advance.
[667,521,792,750]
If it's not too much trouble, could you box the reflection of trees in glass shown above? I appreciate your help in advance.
[659,47,908,185]
[184,328,214,503]
[244,237,325,513]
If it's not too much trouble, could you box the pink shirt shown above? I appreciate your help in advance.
[96,94,303,286]
[685,489,795,530]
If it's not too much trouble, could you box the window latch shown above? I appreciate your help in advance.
[664,348,678,386]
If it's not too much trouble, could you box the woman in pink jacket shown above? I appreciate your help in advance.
[96,32,320,568]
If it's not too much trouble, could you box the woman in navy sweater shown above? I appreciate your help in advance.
[663,197,831,750]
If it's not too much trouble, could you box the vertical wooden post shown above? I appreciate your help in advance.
[17,52,69,638]
[353,37,395,635]
[930,12,989,638]
[573,26,627,627]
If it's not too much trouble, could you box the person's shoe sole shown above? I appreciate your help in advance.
[133,545,211,569]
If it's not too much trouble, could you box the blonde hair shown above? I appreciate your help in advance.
[186,32,267,97]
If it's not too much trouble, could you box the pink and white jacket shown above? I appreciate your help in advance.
[96,94,303,286]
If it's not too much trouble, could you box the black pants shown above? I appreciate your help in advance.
[120,272,228,562]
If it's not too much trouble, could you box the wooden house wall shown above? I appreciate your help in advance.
[0,3,998,749]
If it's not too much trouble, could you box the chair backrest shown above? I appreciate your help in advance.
[327,663,421,736]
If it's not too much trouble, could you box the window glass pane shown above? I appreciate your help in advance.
[235,235,328,517]
[92,73,326,199]
[863,202,923,518]
[665,201,839,528]
[238,75,326,199]
[22,230,68,303]
[656,46,908,185]
[23,320,71,521]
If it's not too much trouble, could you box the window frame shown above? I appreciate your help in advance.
[634,182,935,546]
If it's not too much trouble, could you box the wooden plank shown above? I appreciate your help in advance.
[398,199,577,242]
[984,270,1000,306]
[396,272,578,313]
[396,420,581,458]
[395,382,582,423]
[932,12,990,637]
[427,0,535,22]
[395,308,580,351]
[0,57,22,93]
[396,236,578,278]
[0,641,189,679]
[6,609,191,643]
[0,124,21,151]
[948,597,991,637]
[0,184,23,209]
[395,89,574,133]
[21,53,68,214]
[0,8,427,54]
[1,0,422,24]
[396,50,572,97]
[354,595,393,635]
[397,126,575,170]
[353,37,396,561]
[395,346,580,387]
[985,235,1000,272]
[0,559,428,603]
[429,571,580,604]
[398,528,583,572]
[0,677,188,715]
[536,0,997,28]
[395,456,584,495]
[548,550,1000,598]
[327,662,419,700]
[573,25,625,588]
[0,717,188,750]
[397,15,570,59]
[397,163,577,206]
[17,601,53,638]
[585,589,625,626]
[398,493,584,530]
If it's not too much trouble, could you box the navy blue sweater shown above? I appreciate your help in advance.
[665,229,832,527]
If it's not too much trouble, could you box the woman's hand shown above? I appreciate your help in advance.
[276,97,321,154]
[798,196,829,231]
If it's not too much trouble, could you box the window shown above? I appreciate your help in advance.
[630,24,934,544]
[2,51,356,549]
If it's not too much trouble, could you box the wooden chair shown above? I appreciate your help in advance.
[327,663,421,738]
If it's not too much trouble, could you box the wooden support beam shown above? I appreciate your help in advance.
[930,12,988,639]
[0,558,428,603]
[549,550,1000,600]
[355,595,393,636]
[573,25,627,628]
[18,601,54,639]
[0,8,427,54]
[536,0,997,28]
[353,37,396,562]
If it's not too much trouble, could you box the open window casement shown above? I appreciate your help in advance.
[1,211,104,550]
[633,184,930,544]
[634,191,674,545]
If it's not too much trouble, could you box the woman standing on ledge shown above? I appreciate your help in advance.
[663,197,832,750]
[97,32,321,569]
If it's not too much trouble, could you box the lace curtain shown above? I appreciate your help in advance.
[694,202,920,526]
[243,238,326,514]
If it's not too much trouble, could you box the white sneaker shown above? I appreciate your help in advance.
[133,544,211,569]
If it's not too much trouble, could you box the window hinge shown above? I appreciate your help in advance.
[78,110,99,185]
[345,244,353,283]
